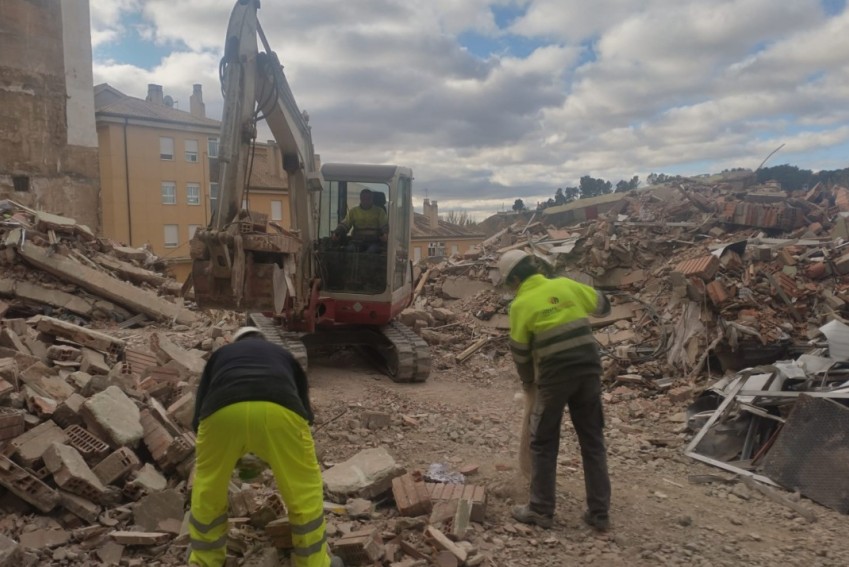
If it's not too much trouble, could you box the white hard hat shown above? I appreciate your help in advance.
[497,250,530,284]
[232,326,265,342]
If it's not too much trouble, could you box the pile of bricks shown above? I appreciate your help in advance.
[0,314,205,565]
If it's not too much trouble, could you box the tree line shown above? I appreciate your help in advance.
[511,163,849,212]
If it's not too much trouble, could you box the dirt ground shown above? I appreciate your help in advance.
[305,349,849,567]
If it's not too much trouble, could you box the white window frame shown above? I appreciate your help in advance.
[159,137,174,160]
[209,182,220,215]
[161,181,177,205]
[413,247,422,262]
[184,139,199,162]
[186,183,201,205]
[188,224,202,240]
[270,200,283,221]
[207,137,219,158]
[427,241,445,257]
[163,224,179,248]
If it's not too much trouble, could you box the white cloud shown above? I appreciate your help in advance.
[91,0,849,217]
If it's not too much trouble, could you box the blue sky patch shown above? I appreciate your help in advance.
[458,31,547,59]
[821,0,846,17]
[93,12,186,69]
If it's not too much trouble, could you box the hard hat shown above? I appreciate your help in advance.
[497,250,530,284]
[232,326,265,342]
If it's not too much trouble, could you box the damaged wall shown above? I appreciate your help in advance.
[0,0,101,231]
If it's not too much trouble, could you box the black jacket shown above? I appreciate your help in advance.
[191,337,313,431]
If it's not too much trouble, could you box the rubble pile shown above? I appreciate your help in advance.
[0,200,196,327]
[404,179,849,389]
[0,313,214,565]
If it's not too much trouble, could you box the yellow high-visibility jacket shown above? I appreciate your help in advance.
[509,274,610,384]
[337,206,388,239]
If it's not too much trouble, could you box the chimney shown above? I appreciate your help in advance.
[190,83,205,118]
[423,198,439,229]
[146,84,164,105]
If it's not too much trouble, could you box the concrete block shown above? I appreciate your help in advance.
[93,447,141,485]
[0,454,61,513]
[9,420,69,468]
[0,532,23,566]
[323,447,405,501]
[361,411,391,430]
[334,528,383,565]
[51,393,86,428]
[166,393,194,430]
[78,348,111,376]
[667,385,694,403]
[43,442,107,502]
[392,473,432,517]
[0,407,25,444]
[19,528,70,550]
[108,531,170,546]
[124,463,167,499]
[81,386,143,448]
[60,490,101,523]
[132,488,184,533]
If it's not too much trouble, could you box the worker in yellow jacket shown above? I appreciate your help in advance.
[332,188,388,252]
[498,250,612,532]
[188,326,343,567]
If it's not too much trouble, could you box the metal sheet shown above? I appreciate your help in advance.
[762,395,849,513]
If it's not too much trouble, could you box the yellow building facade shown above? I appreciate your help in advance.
[410,199,485,261]
[95,83,289,282]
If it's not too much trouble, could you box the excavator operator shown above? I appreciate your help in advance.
[188,326,343,567]
[331,188,388,253]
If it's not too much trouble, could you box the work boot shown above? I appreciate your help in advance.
[582,510,611,532]
[330,555,345,567]
[511,504,553,528]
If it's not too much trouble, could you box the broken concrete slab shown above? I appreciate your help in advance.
[132,488,185,533]
[18,529,70,550]
[323,447,405,502]
[43,442,107,502]
[33,316,125,358]
[150,333,205,375]
[81,386,144,448]
[441,276,490,300]
[9,419,69,467]
[16,245,197,326]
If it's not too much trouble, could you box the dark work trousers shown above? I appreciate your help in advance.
[528,374,611,517]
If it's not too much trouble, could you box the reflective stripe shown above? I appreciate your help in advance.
[512,353,532,364]
[293,533,327,557]
[291,513,325,535]
[535,318,590,342]
[190,534,228,551]
[510,339,531,353]
[189,512,228,534]
[535,334,596,359]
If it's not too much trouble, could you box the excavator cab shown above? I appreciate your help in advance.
[314,163,413,325]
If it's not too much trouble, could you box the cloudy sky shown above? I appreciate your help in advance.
[90,0,849,219]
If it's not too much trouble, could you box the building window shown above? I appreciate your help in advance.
[451,244,459,255]
[160,137,174,160]
[188,224,202,240]
[161,182,177,205]
[270,200,282,221]
[187,183,201,205]
[185,139,199,162]
[163,224,179,248]
[12,175,30,192]
[427,241,445,257]
[209,182,219,214]
[242,198,249,210]
[207,137,219,158]
[413,247,422,262]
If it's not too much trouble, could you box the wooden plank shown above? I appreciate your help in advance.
[456,337,489,363]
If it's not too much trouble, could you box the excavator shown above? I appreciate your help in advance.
[188,0,430,382]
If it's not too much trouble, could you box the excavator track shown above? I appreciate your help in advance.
[380,321,432,383]
[248,313,309,372]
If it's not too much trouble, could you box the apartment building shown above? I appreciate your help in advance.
[411,199,485,261]
[94,83,289,281]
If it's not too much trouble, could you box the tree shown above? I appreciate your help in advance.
[628,175,641,190]
[647,172,670,185]
[579,175,612,199]
[512,198,527,212]
[756,164,812,192]
[615,180,629,193]
[443,210,478,227]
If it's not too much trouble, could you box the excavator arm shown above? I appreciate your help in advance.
[190,0,322,323]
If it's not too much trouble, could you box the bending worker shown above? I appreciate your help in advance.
[188,326,342,567]
[332,188,388,252]
[498,250,613,532]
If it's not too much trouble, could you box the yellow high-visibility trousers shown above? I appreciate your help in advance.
[189,401,330,567]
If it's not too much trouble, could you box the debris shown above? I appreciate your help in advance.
[323,447,405,501]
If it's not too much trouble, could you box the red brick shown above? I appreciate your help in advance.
[92,447,141,485]
[109,531,170,546]
[0,454,60,513]
[425,483,487,523]
[673,255,720,281]
[64,425,110,463]
[706,280,730,306]
[334,529,383,565]
[392,473,432,517]
[265,518,293,550]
